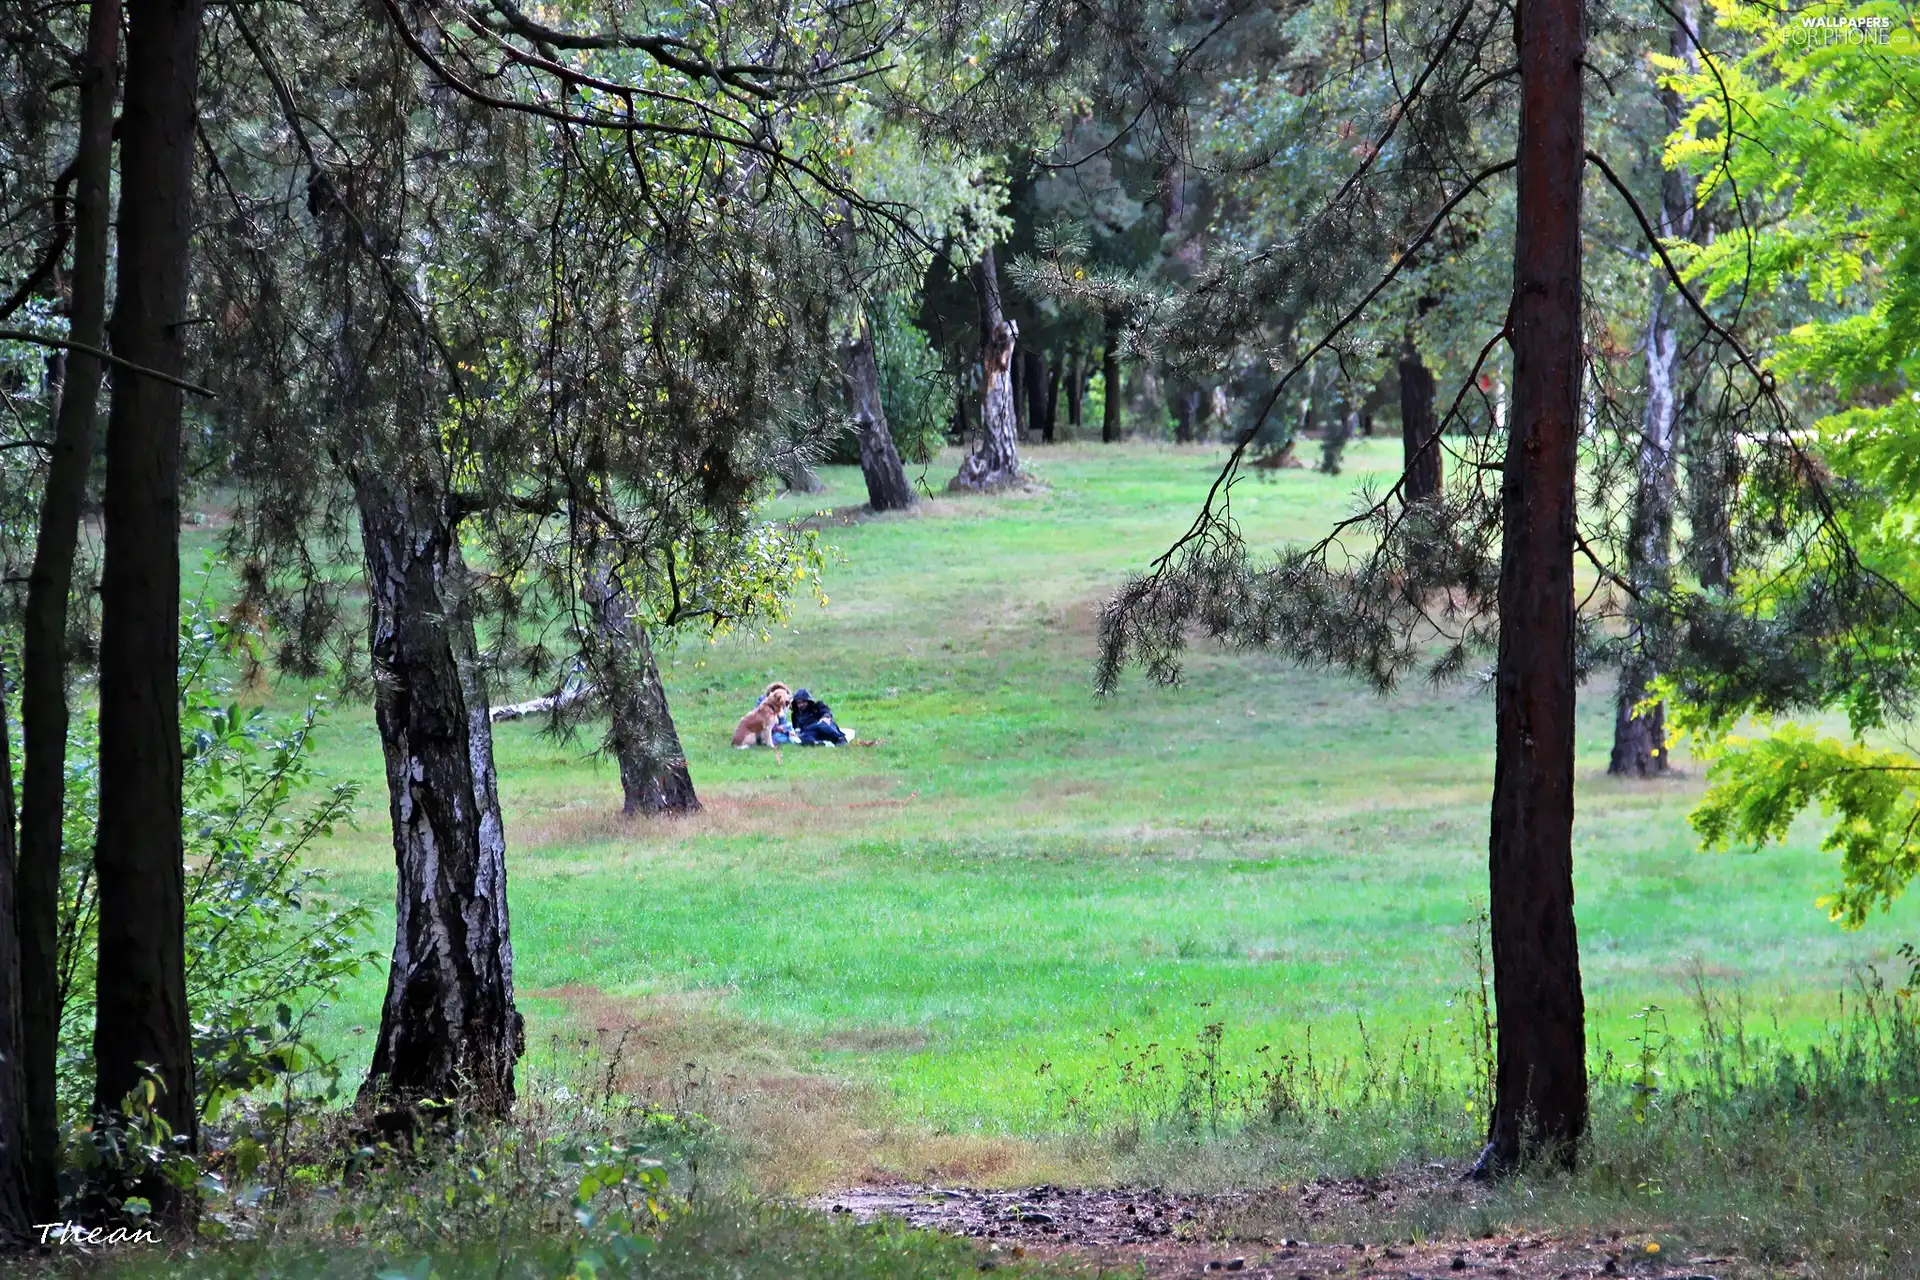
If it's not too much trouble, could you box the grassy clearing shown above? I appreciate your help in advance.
[249,440,1915,1192]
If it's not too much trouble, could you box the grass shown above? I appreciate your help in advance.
[229,439,1917,1190]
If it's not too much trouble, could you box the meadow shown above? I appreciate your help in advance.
[245,438,1915,1192]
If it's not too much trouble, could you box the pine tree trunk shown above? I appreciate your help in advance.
[582,559,700,816]
[354,468,522,1116]
[1065,348,1085,433]
[1043,356,1060,443]
[93,0,201,1174]
[18,0,118,1227]
[952,247,1022,489]
[842,319,917,511]
[1399,337,1442,502]
[1101,314,1123,444]
[0,680,29,1249]
[1011,343,1029,437]
[1611,0,1695,778]
[1478,0,1588,1175]
[1023,348,1048,442]
[1173,382,1198,444]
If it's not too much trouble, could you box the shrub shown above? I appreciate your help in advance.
[50,602,373,1133]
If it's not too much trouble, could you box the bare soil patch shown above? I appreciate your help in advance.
[813,1181,1771,1279]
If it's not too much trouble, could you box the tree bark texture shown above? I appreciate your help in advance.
[1101,313,1123,444]
[19,0,119,1226]
[951,247,1022,490]
[842,319,916,511]
[354,468,522,1114]
[93,0,201,1161]
[581,559,700,816]
[1399,337,1442,502]
[0,682,29,1248]
[1479,0,1588,1174]
[1610,0,1697,778]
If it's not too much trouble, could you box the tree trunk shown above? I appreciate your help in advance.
[354,468,522,1116]
[1319,399,1356,474]
[1399,336,1442,502]
[1011,342,1028,438]
[93,0,201,1175]
[1101,313,1123,444]
[951,247,1022,490]
[18,0,119,1227]
[1172,381,1197,444]
[1043,355,1060,443]
[1611,0,1696,778]
[1065,347,1085,434]
[1022,347,1048,442]
[1477,0,1588,1175]
[842,319,916,511]
[581,558,700,816]
[0,680,29,1249]
[775,452,825,495]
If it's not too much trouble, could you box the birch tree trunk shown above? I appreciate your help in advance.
[354,467,522,1115]
[18,0,118,1227]
[93,0,201,1180]
[1477,0,1588,1175]
[842,318,917,511]
[951,247,1023,489]
[1610,0,1698,777]
[582,560,700,816]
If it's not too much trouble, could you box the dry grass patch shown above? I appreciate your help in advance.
[532,984,1093,1196]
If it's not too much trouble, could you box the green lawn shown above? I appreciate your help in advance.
[274,439,1913,1178]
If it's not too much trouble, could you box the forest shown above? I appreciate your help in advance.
[1,0,1918,1274]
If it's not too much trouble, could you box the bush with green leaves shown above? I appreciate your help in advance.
[50,602,372,1135]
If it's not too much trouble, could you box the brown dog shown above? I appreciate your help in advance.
[732,683,791,748]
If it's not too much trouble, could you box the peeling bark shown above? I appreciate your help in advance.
[1611,0,1698,778]
[1477,0,1589,1175]
[952,247,1022,490]
[354,468,521,1115]
[842,318,916,512]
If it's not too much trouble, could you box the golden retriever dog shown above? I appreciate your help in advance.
[732,683,791,749]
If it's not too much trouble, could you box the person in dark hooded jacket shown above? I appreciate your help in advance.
[789,688,849,745]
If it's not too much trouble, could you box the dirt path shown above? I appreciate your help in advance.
[813,1182,1762,1279]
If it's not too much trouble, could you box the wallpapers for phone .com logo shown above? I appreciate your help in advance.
[1786,11,1913,48]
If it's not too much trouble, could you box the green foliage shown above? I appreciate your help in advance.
[1666,0,1920,922]
[1689,724,1920,927]
[872,297,953,466]
[52,598,373,1127]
